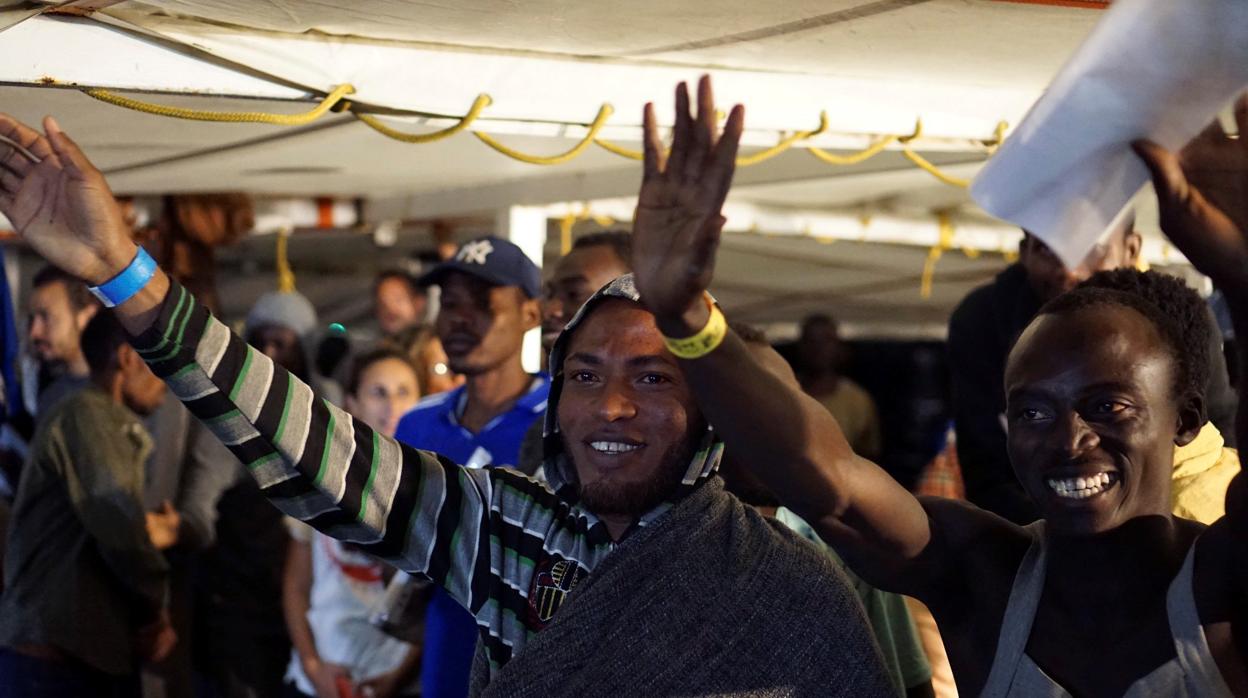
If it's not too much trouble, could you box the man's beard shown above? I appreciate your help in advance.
[573,438,697,518]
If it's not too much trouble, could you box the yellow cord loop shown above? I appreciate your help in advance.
[83,84,355,125]
[902,149,971,188]
[900,119,969,187]
[807,135,896,166]
[275,229,297,292]
[805,119,920,165]
[559,213,575,254]
[596,112,830,166]
[899,119,923,143]
[593,137,644,161]
[558,204,617,254]
[354,94,493,143]
[898,119,1010,189]
[985,120,1009,152]
[474,104,614,165]
[734,112,829,166]
[920,211,956,299]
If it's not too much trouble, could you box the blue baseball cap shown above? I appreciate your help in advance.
[418,236,542,298]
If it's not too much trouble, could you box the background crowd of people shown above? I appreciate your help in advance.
[0,74,1244,698]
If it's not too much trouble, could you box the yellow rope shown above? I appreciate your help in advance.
[985,120,1009,151]
[474,104,614,165]
[559,213,575,255]
[807,135,896,165]
[276,229,297,292]
[595,112,829,166]
[83,84,355,125]
[542,108,994,183]
[899,119,924,143]
[354,94,493,143]
[593,138,644,161]
[920,211,955,299]
[901,148,971,188]
[901,119,1008,188]
[79,83,1006,185]
[896,119,973,188]
[805,119,920,165]
[734,112,828,166]
[558,204,616,254]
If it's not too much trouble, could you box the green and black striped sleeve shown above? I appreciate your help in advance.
[128,280,558,611]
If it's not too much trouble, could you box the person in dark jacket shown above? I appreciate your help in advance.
[0,313,172,697]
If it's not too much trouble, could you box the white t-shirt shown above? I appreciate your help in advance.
[286,522,419,694]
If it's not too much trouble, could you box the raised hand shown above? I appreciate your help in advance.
[1133,95,1248,297]
[0,115,137,285]
[1137,100,1248,542]
[631,76,743,332]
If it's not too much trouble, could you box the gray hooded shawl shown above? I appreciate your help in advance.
[472,276,893,697]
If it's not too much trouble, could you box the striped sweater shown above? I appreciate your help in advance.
[133,280,619,676]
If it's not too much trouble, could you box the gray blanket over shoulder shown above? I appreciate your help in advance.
[474,477,894,697]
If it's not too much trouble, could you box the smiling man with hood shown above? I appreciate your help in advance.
[0,78,892,697]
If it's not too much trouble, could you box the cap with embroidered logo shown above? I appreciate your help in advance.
[418,235,541,298]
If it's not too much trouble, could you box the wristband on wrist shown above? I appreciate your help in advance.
[88,246,156,308]
[662,294,728,360]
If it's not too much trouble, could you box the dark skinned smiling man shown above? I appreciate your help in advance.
[0,78,893,697]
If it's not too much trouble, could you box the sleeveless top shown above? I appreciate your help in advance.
[980,523,1233,697]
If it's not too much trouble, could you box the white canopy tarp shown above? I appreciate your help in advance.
[4,0,1104,144]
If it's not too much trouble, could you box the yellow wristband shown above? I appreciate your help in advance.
[662,296,728,359]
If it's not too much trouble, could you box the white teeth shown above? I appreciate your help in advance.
[590,441,641,455]
[1046,473,1116,500]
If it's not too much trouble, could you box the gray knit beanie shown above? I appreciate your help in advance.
[245,290,318,339]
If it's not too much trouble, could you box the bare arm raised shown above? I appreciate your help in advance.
[1135,100,1248,522]
[630,77,958,593]
[1134,96,1248,678]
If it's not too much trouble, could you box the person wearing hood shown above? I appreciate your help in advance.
[515,230,633,476]
[0,79,893,696]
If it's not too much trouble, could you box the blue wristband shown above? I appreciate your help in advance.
[88,247,157,308]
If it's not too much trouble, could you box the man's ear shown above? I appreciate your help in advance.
[1174,390,1206,448]
[1125,231,1144,267]
[116,343,141,374]
[521,297,542,332]
[75,303,99,332]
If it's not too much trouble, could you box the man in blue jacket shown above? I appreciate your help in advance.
[395,236,547,698]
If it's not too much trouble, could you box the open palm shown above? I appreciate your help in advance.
[632,77,743,321]
[0,115,134,285]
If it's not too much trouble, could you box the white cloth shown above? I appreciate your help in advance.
[971,0,1248,268]
[285,523,417,694]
